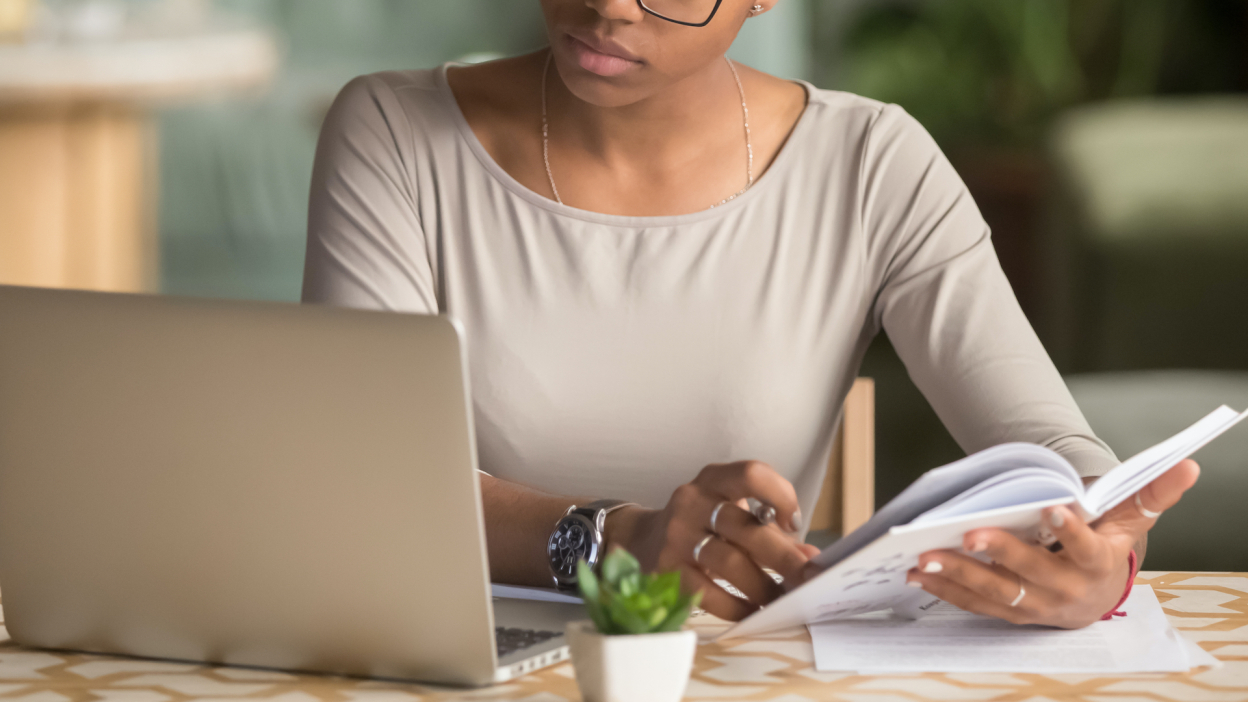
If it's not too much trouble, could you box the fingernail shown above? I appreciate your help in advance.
[907,579,923,588]
[790,509,803,533]
[1050,507,1066,529]
[922,560,943,574]
[969,540,987,553]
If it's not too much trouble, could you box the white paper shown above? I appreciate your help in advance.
[809,586,1196,674]
[1181,635,1223,670]
[491,583,583,605]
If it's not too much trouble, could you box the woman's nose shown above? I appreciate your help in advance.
[584,0,646,23]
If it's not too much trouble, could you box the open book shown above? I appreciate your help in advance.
[722,405,1248,639]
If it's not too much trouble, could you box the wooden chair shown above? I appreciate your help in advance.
[807,378,875,538]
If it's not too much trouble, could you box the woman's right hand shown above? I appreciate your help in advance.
[606,461,822,621]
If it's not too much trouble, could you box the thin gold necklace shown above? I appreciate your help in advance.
[541,50,754,211]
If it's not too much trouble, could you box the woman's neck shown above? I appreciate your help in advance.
[546,55,744,173]
[448,51,807,216]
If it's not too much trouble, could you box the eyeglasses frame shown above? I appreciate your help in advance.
[637,0,725,27]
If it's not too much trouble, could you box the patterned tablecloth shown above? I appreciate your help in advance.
[0,572,1244,702]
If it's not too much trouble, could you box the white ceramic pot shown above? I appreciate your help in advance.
[565,620,697,702]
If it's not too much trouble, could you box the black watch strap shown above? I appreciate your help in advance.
[569,499,635,529]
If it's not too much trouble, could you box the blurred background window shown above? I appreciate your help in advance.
[1,0,1244,571]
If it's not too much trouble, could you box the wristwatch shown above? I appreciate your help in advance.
[547,500,637,590]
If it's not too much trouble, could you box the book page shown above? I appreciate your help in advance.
[722,498,1071,639]
[911,469,1080,525]
[811,443,1075,570]
[809,586,1193,673]
[1085,405,1248,515]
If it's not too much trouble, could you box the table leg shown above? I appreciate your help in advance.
[0,104,154,292]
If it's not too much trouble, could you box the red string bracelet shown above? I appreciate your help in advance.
[1101,550,1139,620]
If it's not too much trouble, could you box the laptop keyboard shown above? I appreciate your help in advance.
[496,627,562,658]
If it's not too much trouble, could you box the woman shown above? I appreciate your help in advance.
[302,0,1198,627]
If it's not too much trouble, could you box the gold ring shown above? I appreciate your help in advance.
[693,534,715,564]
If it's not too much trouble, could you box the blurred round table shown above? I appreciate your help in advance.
[0,28,277,292]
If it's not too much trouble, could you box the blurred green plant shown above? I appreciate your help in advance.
[577,549,702,636]
[823,0,1247,149]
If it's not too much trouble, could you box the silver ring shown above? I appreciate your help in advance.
[1009,580,1026,608]
[693,534,715,564]
[710,502,729,534]
[1135,493,1162,519]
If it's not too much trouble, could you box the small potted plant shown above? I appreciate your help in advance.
[567,549,702,702]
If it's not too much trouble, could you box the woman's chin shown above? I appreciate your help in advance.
[555,69,653,109]
[546,48,651,108]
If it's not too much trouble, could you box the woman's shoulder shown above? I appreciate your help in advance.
[799,85,937,152]
[328,67,449,125]
[327,54,543,171]
[320,63,493,162]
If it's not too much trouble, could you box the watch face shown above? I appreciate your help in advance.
[548,513,599,584]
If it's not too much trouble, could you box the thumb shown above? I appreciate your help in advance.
[1094,459,1200,544]
[1137,459,1201,518]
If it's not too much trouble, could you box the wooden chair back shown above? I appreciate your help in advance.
[807,378,875,537]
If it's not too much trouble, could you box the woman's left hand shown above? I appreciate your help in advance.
[906,459,1200,629]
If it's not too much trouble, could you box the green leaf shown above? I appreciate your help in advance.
[654,607,690,632]
[655,591,702,632]
[650,571,679,591]
[649,571,681,607]
[588,547,703,635]
[632,592,652,612]
[583,595,613,634]
[577,560,600,604]
[647,605,669,629]
[602,549,640,585]
[607,593,652,634]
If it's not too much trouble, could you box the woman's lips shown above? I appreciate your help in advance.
[566,34,641,77]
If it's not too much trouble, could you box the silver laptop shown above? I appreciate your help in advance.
[0,284,583,686]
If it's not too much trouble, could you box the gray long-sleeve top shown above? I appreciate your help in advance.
[302,65,1119,520]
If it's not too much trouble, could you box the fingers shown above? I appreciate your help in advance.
[907,566,1035,626]
[695,535,784,605]
[694,461,802,533]
[681,564,757,621]
[959,527,1070,585]
[1138,459,1200,517]
[711,501,811,584]
[650,463,812,613]
[1042,505,1110,572]
[1092,459,1201,544]
[918,549,1051,610]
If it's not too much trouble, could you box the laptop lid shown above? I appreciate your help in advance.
[0,285,499,686]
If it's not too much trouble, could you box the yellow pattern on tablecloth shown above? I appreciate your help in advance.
[0,572,1242,701]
